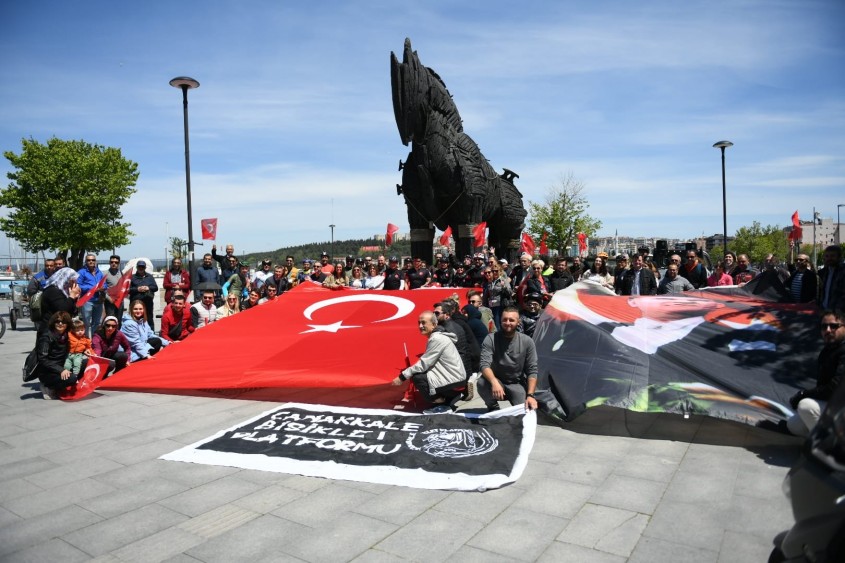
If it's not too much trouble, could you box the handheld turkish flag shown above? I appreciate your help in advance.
[77,276,106,307]
[107,268,133,308]
[472,222,487,249]
[520,233,536,256]
[59,355,111,401]
[438,226,452,246]
[386,223,400,246]
[539,232,549,256]
[789,211,803,241]
[577,232,587,255]
[201,218,218,240]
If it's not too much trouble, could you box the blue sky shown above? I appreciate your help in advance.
[1,0,843,261]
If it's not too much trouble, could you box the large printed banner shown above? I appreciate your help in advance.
[162,403,536,491]
[535,281,821,426]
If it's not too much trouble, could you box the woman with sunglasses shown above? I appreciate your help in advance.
[92,315,131,373]
[348,265,366,288]
[216,292,241,319]
[482,265,512,330]
[35,311,74,399]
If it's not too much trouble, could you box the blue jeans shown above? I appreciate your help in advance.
[81,300,103,338]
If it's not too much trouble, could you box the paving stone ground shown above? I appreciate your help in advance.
[0,309,801,562]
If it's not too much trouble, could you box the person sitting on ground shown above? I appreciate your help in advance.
[65,317,94,378]
[121,299,169,361]
[216,292,241,319]
[707,260,733,287]
[241,288,261,311]
[259,283,279,304]
[35,311,74,399]
[658,263,695,294]
[519,293,543,337]
[92,316,131,373]
[160,294,194,342]
[390,311,466,408]
[323,262,348,290]
[477,307,539,412]
[191,290,218,328]
[783,310,845,436]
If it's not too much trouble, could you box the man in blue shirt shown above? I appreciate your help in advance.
[77,253,104,337]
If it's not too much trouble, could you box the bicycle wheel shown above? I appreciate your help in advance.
[0,314,6,340]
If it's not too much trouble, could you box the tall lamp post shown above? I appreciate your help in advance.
[713,140,733,255]
[170,76,200,291]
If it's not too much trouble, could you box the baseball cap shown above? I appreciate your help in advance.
[136,260,147,268]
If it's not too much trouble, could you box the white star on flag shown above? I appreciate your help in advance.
[300,321,361,334]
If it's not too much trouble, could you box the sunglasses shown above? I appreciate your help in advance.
[821,323,842,331]
[55,320,67,325]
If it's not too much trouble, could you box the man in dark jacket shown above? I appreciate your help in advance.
[620,255,657,296]
[787,254,818,303]
[786,310,845,436]
[128,261,158,330]
[433,301,477,377]
[461,303,488,347]
[682,250,709,289]
[548,257,574,292]
[446,301,482,374]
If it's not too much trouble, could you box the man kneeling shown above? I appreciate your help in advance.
[477,307,539,412]
[392,311,466,409]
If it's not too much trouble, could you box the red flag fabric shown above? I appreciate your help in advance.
[539,232,549,256]
[386,223,400,246]
[59,355,111,401]
[201,218,218,240]
[77,276,106,307]
[789,211,803,241]
[438,226,453,246]
[520,233,536,256]
[577,232,587,254]
[101,284,465,396]
[472,222,487,248]
[107,268,133,308]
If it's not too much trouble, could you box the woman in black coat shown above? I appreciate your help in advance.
[36,311,74,399]
[38,268,80,335]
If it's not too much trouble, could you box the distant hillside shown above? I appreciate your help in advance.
[242,238,412,266]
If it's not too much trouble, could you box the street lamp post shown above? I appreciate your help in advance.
[170,76,200,292]
[713,140,733,256]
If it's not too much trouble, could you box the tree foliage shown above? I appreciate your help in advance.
[243,238,412,267]
[169,237,187,260]
[1,137,138,269]
[728,221,790,264]
[526,172,602,256]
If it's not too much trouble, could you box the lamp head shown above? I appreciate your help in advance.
[712,140,733,149]
[169,77,200,90]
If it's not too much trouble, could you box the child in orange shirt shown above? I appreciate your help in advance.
[65,318,93,376]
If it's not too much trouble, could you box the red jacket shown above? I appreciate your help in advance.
[160,304,194,341]
[163,269,192,303]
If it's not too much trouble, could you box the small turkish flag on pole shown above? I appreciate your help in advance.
[107,269,133,309]
[201,218,218,240]
[77,276,106,307]
[439,226,452,246]
[472,222,487,249]
[386,223,400,246]
[520,233,536,256]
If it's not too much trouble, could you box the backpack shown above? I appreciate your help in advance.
[29,290,43,322]
[23,348,39,382]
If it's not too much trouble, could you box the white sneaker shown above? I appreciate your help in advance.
[40,384,58,400]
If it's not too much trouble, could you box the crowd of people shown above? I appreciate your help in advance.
[22,241,845,414]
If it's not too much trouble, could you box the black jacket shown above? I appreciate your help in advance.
[787,269,818,303]
[548,271,574,292]
[804,340,845,402]
[129,272,158,303]
[36,329,69,379]
[450,311,482,372]
[620,268,657,296]
[40,285,78,326]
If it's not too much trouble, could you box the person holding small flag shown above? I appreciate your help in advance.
[77,254,105,337]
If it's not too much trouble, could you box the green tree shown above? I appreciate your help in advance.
[1,137,138,269]
[169,237,187,260]
[729,221,790,264]
[526,172,601,256]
